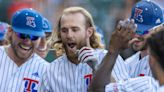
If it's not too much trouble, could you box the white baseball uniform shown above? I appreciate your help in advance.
[0,46,49,92]
[105,76,159,92]
[44,48,129,92]
[125,51,152,77]
[157,85,164,92]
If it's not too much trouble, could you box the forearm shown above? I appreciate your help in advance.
[89,49,119,92]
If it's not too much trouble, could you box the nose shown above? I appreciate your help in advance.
[66,29,74,39]
[38,38,47,47]
[23,38,32,44]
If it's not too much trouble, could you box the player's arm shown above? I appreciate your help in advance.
[105,76,158,92]
[88,19,136,92]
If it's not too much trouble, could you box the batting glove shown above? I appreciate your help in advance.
[78,47,98,70]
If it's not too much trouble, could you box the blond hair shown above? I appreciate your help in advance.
[56,7,104,49]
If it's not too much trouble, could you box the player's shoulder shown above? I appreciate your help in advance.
[157,85,164,92]
[125,76,159,88]
[95,48,107,54]
[0,46,5,52]
[50,54,67,65]
[126,76,155,82]
[33,53,50,66]
[106,76,159,92]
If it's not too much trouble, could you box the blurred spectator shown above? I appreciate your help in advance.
[0,21,9,45]
[96,26,105,47]
[52,40,65,58]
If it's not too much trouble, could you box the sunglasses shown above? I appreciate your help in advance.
[135,30,149,36]
[15,32,39,41]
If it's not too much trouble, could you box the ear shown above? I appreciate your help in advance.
[87,27,94,38]
[6,26,13,39]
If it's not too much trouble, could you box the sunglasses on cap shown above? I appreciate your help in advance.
[15,32,39,41]
[135,30,149,36]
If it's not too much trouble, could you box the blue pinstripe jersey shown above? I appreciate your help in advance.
[44,49,129,92]
[0,46,49,92]
[105,76,159,92]
[125,51,152,78]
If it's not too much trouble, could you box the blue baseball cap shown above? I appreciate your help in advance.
[11,8,45,37]
[0,22,9,41]
[42,17,52,33]
[131,0,163,35]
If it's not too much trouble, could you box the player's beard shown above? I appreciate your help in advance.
[132,37,147,51]
[64,40,87,64]
[138,41,147,51]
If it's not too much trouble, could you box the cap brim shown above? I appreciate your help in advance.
[136,23,155,32]
[44,29,52,33]
[13,27,45,37]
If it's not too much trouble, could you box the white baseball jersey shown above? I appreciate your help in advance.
[0,46,49,92]
[44,49,129,92]
[157,85,164,92]
[105,76,159,92]
[125,51,152,77]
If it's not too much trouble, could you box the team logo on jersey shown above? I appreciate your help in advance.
[133,8,143,23]
[32,72,39,78]
[23,78,39,92]
[26,16,36,28]
[84,74,92,86]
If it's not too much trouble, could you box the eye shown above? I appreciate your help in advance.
[61,28,68,33]
[72,27,79,32]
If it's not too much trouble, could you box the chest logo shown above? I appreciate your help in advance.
[23,78,39,92]
[84,74,92,86]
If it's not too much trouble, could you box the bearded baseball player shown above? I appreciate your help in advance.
[125,0,163,78]
[91,24,164,92]
[43,7,130,92]
[0,8,49,92]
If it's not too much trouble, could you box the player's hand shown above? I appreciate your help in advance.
[78,47,98,70]
[109,19,137,52]
[145,23,164,39]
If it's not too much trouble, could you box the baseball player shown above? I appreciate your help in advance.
[125,0,163,78]
[44,7,130,92]
[105,24,164,92]
[88,21,164,92]
[35,17,53,58]
[0,8,49,92]
[89,21,164,92]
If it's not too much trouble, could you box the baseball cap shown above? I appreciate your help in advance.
[42,17,52,33]
[0,22,9,41]
[131,0,163,35]
[11,8,45,37]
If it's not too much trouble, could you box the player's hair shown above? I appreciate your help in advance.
[146,24,164,69]
[56,7,104,49]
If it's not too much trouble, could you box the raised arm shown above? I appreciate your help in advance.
[88,19,136,92]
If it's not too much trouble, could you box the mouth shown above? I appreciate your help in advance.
[19,44,31,51]
[66,42,77,52]
[36,46,47,52]
[67,42,76,48]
